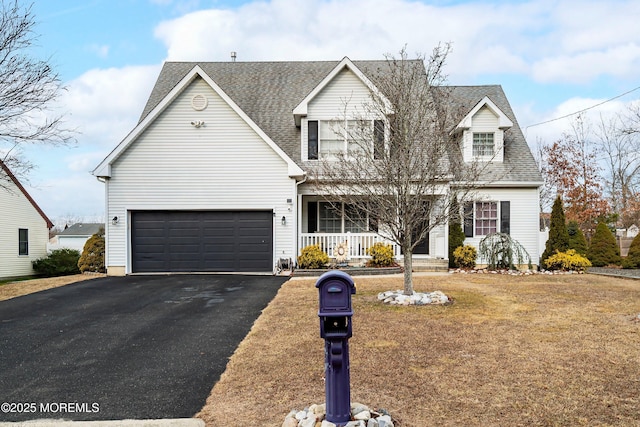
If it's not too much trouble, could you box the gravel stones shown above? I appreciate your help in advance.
[283,403,394,427]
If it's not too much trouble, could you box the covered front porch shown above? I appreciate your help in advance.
[297,196,448,268]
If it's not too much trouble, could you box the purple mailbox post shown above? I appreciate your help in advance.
[316,270,356,426]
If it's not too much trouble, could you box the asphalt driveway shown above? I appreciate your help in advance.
[0,274,287,422]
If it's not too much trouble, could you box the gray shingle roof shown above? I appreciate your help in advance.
[139,60,542,185]
[59,223,104,236]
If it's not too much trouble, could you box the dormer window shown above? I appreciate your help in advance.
[473,132,495,157]
[454,96,513,164]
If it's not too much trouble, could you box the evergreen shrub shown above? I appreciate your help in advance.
[544,249,592,272]
[297,244,329,269]
[541,196,569,266]
[567,220,588,256]
[32,248,81,277]
[453,245,477,269]
[448,222,465,268]
[622,233,640,269]
[587,222,621,267]
[366,242,396,267]
[78,229,106,273]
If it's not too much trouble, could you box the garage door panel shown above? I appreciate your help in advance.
[132,211,273,273]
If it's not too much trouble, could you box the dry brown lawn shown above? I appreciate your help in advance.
[0,274,103,301]
[197,273,640,427]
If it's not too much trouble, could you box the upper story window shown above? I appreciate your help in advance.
[473,133,495,157]
[308,119,385,161]
[18,228,28,255]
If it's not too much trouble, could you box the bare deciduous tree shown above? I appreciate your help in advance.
[311,45,491,294]
[0,0,75,189]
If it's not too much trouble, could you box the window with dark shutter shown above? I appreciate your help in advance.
[500,201,510,235]
[463,202,474,237]
[374,120,384,160]
[308,120,318,160]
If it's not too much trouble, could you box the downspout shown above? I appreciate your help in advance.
[295,173,308,266]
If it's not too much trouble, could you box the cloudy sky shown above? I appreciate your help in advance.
[16,0,640,224]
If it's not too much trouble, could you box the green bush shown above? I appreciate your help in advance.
[567,220,588,256]
[78,228,105,273]
[478,232,531,270]
[448,221,465,268]
[544,249,592,272]
[541,196,569,266]
[32,248,81,277]
[297,244,329,269]
[366,242,396,267]
[587,222,621,267]
[453,245,477,269]
[622,233,640,269]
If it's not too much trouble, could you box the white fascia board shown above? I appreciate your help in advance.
[453,96,514,134]
[93,65,304,179]
[292,57,392,126]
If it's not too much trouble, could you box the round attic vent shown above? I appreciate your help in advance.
[191,94,208,111]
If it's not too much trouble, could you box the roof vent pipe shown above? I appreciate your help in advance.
[231,51,237,62]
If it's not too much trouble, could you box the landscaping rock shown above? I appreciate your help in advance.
[377,289,449,305]
[285,403,394,427]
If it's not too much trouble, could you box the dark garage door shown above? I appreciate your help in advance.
[131,211,273,273]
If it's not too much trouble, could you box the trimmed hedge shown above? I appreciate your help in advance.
[32,248,81,277]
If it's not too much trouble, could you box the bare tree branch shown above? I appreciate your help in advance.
[310,45,499,294]
[0,0,76,189]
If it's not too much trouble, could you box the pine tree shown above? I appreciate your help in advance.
[622,232,640,269]
[567,220,588,256]
[541,196,569,267]
[587,222,621,267]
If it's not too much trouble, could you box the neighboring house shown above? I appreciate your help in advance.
[93,58,542,275]
[48,223,104,253]
[0,161,53,279]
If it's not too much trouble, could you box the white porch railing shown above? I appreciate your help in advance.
[300,232,400,260]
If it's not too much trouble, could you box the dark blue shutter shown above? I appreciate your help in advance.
[308,120,318,160]
[374,120,384,160]
[464,202,474,237]
[308,202,317,233]
[500,201,510,235]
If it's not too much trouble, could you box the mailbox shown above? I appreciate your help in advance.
[316,271,356,426]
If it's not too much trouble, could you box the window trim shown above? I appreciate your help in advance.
[472,132,495,158]
[309,119,383,160]
[311,201,373,233]
[18,228,29,256]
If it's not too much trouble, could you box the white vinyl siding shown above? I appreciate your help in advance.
[105,77,295,273]
[462,106,504,162]
[464,188,540,266]
[303,68,378,161]
[0,175,50,279]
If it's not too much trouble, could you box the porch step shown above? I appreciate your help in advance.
[412,258,449,272]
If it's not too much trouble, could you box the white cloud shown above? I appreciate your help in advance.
[88,43,110,59]
[62,64,161,149]
[152,0,640,86]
